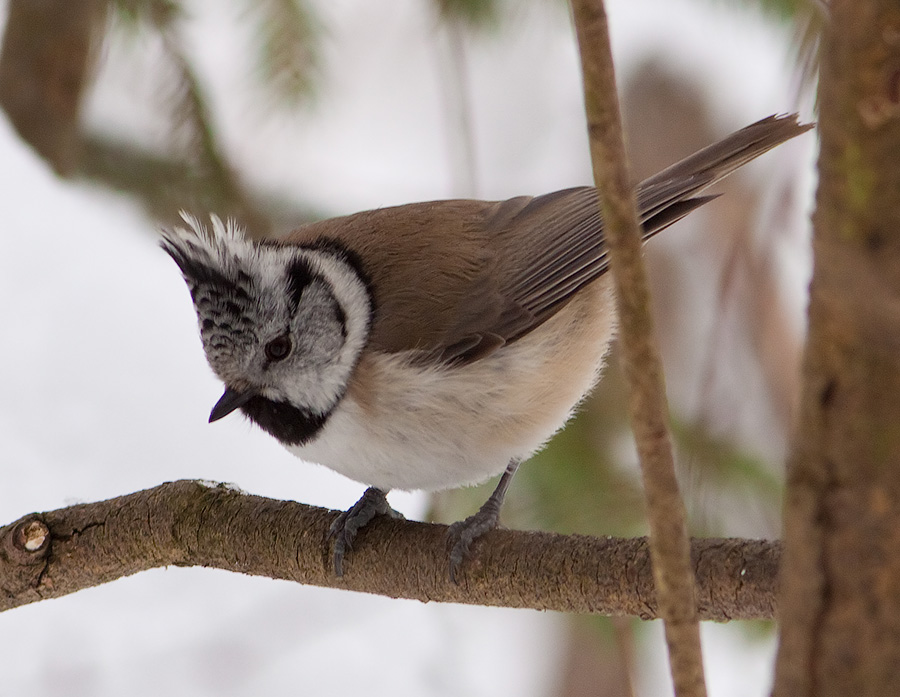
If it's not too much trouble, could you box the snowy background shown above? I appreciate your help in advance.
[1,0,814,695]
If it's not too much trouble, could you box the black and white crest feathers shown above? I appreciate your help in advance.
[160,214,374,446]
[160,216,265,359]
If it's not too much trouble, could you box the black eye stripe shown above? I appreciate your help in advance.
[302,237,375,312]
[332,302,347,340]
[287,258,315,309]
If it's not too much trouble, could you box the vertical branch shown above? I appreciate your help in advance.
[773,2,900,696]
[0,0,106,175]
[569,2,707,697]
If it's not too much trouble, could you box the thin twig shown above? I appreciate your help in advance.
[569,1,708,696]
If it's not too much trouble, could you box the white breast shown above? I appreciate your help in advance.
[288,280,617,492]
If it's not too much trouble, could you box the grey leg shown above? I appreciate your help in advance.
[329,487,404,576]
[447,459,520,583]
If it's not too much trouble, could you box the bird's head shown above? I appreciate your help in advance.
[161,215,372,444]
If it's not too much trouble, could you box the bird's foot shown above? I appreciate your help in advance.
[329,487,403,576]
[446,459,520,583]
[446,498,503,584]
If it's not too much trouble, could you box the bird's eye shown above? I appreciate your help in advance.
[264,335,292,362]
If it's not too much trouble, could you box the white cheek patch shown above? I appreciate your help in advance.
[283,250,372,414]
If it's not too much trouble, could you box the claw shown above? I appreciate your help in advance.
[446,459,520,583]
[328,487,403,576]
[447,508,502,583]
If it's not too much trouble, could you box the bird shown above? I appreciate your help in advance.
[161,113,812,581]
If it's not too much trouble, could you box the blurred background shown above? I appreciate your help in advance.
[0,0,817,695]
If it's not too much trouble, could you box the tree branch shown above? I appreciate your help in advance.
[0,481,779,619]
[0,0,105,174]
[570,1,706,696]
[773,2,900,695]
[75,131,322,232]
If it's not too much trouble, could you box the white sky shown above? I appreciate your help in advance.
[0,0,812,695]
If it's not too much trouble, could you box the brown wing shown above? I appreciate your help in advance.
[278,189,699,365]
[281,114,811,365]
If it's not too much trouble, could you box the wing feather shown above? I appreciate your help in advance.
[279,114,811,365]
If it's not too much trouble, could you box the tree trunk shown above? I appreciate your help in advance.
[773,2,900,695]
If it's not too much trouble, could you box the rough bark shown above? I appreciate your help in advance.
[773,2,900,695]
[0,481,779,620]
[570,2,706,696]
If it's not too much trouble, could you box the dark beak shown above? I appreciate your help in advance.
[209,387,255,423]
